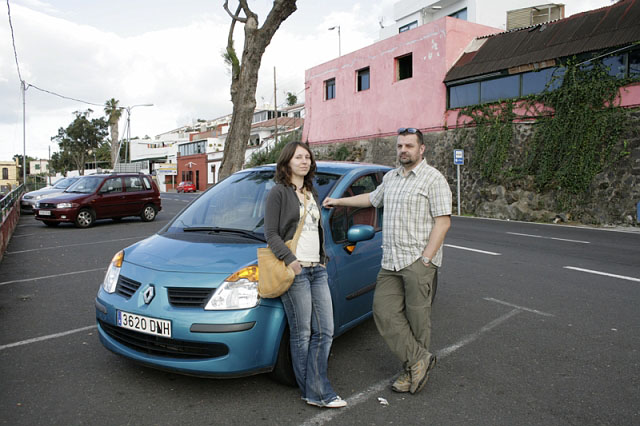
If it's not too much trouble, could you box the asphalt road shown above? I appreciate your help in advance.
[1,195,638,426]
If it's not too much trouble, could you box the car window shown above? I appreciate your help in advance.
[66,176,102,194]
[99,177,124,194]
[53,177,75,189]
[142,177,152,190]
[330,174,382,243]
[164,170,340,235]
[124,176,144,192]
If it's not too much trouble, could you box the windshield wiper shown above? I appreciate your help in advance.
[183,226,266,242]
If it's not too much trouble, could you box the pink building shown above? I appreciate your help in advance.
[302,17,499,144]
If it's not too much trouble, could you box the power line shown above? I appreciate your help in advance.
[26,84,104,107]
[6,0,23,83]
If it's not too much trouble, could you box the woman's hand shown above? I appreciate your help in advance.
[290,260,302,275]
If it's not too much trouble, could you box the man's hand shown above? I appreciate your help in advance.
[322,197,340,208]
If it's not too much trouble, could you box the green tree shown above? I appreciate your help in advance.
[52,109,108,175]
[286,91,297,106]
[104,98,123,167]
[12,154,35,182]
[219,0,298,180]
[49,150,74,175]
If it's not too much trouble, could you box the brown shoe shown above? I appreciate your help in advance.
[391,370,411,393]
[409,354,437,394]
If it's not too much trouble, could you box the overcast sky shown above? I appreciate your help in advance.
[0,0,614,161]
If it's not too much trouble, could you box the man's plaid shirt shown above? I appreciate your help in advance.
[369,160,452,270]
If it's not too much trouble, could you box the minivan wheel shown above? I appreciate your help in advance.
[140,204,157,222]
[75,209,94,228]
[269,327,297,387]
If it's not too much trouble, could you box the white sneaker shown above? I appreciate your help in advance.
[307,396,347,408]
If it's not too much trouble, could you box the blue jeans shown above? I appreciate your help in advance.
[280,265,337,405]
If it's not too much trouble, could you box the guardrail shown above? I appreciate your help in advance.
[1,185,25,261]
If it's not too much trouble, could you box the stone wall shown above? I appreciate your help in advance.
[312,111,640,226]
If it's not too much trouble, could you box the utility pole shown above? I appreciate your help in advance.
[273,67,278,152]
[22,81,26,188]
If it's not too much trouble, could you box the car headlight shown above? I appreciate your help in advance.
[35,194,45,200]
[102,251,124,293]
[204,265,259,310]
[56,202,74,208]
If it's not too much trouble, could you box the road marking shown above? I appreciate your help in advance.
[484,297,554,317]
[5,236,144,254]
[564,266,640,283]
[0,325,97,351]
[303,301,546,426]
[507,232,590,244]
[0,267,107,287]
[444,244,501,256]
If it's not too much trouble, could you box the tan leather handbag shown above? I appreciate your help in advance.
[257,190,309,298]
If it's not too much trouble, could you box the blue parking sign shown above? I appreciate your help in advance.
[454,149,464,165]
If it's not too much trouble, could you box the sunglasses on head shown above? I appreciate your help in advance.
[397,127,421,135]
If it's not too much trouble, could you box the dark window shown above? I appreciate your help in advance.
[480,75,519,103]
[125,176,144,192]
[325,78,336,100]
[2,168,8,180]
[449,8,467,20]
[357,67,370,91]
[330,174,381,243]
[399,20,418,33]
[602,54,626,78]
[449,82,480,108]
[522,67,564,96]
[629,50,640,76]
[99,177,124,194]
[396,54,412,81]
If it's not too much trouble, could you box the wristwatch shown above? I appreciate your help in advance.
[421,256,431,265]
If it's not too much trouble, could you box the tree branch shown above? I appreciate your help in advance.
[223,0,247,23]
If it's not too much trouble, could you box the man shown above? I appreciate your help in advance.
[322,127,451,394]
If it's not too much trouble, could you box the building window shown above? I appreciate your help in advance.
[399,20,417,33]
[522,67,564,96]
[357,67,370,91]
[480,75,520,103]
[449,82,480,108]
[396,54,413,81]
[449,8,468,21]
[325,78,336,100]
[2,168,8,180]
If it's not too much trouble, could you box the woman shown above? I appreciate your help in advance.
[263,142,346,409]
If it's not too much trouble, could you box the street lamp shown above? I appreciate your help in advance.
[118,103,154,167]
[328,25,341,57]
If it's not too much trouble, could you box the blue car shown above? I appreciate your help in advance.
[95,162,390,384]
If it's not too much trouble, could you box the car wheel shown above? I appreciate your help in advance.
[268,327,297,387]
[43,221,59,227]
[140,204,157,222]
[75,208,94,228]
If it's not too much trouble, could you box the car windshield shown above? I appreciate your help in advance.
[65,176,102,193]
[52,177,77,189]
[164,169,340,235]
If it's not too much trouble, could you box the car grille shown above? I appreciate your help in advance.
[167,287,215,308]
[116,276,142,298]
[98,320,229,359]
[37,202,57,209]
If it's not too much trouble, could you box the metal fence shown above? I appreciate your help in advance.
[113,161,149,173]
[1,185,25,222]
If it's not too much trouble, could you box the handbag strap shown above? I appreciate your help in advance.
[290,188,309,252]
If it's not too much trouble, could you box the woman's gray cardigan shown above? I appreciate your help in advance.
[264,183,327,266]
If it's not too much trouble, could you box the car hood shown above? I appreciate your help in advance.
[40,192,90,203]
[24,187,63,198]
[124,234,262,274]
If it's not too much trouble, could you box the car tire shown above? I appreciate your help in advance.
[140,204,157,222]
[268,327,297,387]
[75,208,95,228]
[43,220,59,227]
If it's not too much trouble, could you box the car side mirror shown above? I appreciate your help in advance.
[347,224,375,243]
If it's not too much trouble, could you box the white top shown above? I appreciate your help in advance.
[296,195,320,263]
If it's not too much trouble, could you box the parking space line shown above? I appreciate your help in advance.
[444,244,501,256]
[302,301,542,426]
[507,232,590,244]
[0,267,106,287]
[564,266,640,283]
[5,236,144,255]
[0,325,97,351]
[484,297,554,317]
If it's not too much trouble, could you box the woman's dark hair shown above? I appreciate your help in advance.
[275,141,316,191]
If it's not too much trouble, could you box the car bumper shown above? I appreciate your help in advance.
[95,289,286,377]
[34,208,77,223]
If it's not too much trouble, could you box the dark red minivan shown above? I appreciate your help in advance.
[34,173,162,228]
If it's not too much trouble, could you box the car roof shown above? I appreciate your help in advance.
[246,161,391,174]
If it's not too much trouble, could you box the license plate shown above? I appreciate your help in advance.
[39,210,51,216]
[117,311,172,338]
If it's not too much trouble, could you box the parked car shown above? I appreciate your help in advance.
[176,181,196,193]
[20,176,82,214]
[34,173,161,228]
[95,162,391,384]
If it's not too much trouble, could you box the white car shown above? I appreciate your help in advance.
[20,176,81,214]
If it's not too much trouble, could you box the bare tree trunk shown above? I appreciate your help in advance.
[219,0,297,180]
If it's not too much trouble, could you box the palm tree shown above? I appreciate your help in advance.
[104,98,122,167]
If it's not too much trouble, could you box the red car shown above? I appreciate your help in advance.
[176,181,196,193]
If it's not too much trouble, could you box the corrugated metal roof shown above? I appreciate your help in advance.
[445,0,640,83]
